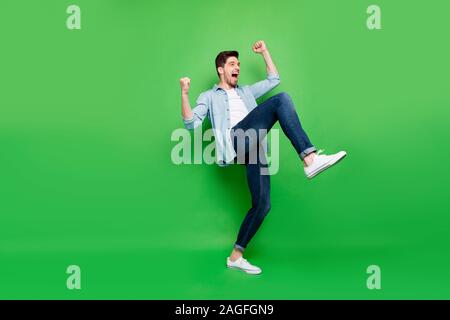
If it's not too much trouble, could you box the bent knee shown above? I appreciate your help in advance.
[274,92,293,109]
[276,92,291,101]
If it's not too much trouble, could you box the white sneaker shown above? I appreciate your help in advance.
[226,257,262,275]
[304,149,347,179]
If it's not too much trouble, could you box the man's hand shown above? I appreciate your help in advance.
[252,40,267,54]
[180,77,191,94]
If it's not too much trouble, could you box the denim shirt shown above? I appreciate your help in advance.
[182,73,281,167]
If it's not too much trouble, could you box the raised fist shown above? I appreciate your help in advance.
[252,40,267,54]
[180,77,191,94]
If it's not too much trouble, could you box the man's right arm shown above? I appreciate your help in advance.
[180,77,208,130]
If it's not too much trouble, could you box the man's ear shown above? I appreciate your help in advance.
[217,67,224,75]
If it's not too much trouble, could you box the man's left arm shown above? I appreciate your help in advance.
[248,40,281,99]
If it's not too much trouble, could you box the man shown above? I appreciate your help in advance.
[180,40,346,275]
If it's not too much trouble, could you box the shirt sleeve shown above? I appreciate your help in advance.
[182,92,209,130]
[248,72,281,99]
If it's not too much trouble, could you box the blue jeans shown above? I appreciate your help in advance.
[230,92,316,251]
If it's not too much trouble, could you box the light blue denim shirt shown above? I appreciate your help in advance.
[182,72,281,167]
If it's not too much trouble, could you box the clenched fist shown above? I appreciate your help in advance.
[180,77,191,94]
[252,40,267,54]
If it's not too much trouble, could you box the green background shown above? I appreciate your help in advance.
[1,0,449,299]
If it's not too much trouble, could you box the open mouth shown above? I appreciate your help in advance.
[231,73,239,79]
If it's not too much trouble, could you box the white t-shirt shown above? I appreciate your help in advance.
[225,88,249,128]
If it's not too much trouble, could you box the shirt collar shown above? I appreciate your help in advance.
[213,83,240,91]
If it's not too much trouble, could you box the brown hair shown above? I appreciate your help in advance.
[215,51,239,78]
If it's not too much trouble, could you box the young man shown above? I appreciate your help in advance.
[180,40,346,275]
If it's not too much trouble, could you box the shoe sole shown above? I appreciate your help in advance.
[307,152,347,179]
[227,265,262,275]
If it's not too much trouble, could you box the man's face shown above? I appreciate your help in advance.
[219,56,240,87]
